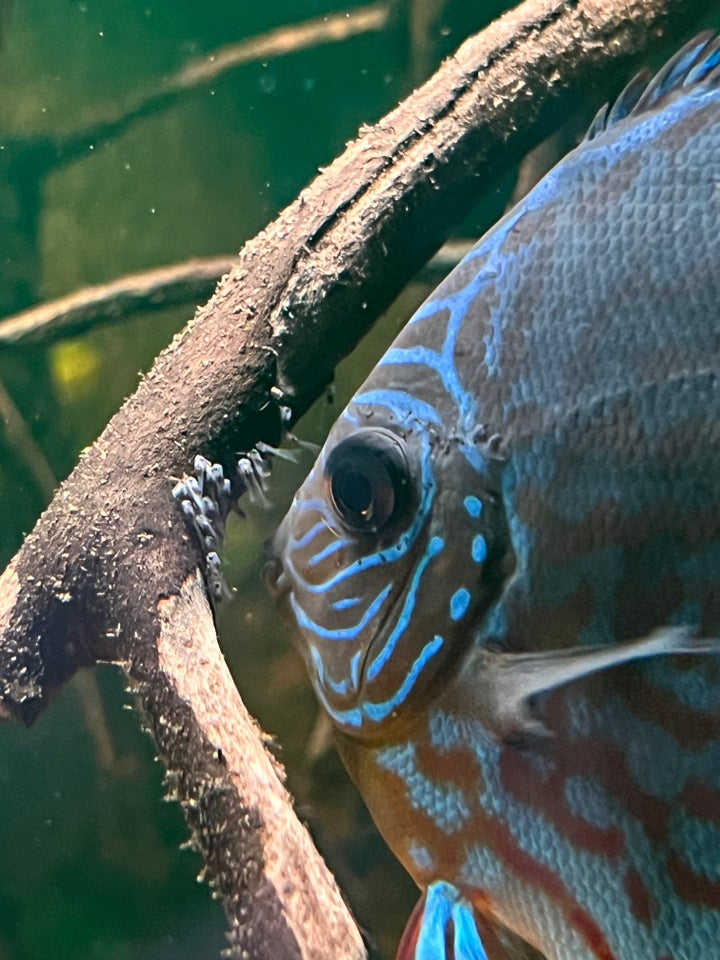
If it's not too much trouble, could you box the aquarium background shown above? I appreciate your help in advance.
[0,3,717,958]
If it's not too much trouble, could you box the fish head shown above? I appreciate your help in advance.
[267,367,509,738]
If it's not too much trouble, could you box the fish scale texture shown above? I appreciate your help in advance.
[269,36,720,960]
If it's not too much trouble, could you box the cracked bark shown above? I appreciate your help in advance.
[0,0,714,957]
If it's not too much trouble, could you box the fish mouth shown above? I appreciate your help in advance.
[263,517,432,712]
[262,536,402,704]
[262,552,288,598]
[262,523,290,598]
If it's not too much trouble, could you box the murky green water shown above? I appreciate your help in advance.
[0,3,716,958]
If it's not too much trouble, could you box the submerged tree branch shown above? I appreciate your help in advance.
[0,257,238,346]
[0,245,476,347]
[0,0,714,956]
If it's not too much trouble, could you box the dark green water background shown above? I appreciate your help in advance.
[0,3,716,958]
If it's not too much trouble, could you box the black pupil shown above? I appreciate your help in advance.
[325,432,409,533]
[333,469,374,520]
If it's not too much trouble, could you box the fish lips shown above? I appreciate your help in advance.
[262,521,291,600]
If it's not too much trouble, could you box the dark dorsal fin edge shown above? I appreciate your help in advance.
[585,31,720,143]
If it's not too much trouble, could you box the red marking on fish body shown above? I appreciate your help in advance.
[567,907,619,960]
[681,780,720,827]
[629,673,720,751]
[667,850,720,910]
[624,866,656,928]
[415,739,479,790]
[481,809,618,960]
[498,746,625,859]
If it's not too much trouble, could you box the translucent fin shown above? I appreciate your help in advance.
[471,627,720,742]
[584,31,720,142]
[236,449,273,507]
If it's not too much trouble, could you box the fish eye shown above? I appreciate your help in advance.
[324,431,411,534]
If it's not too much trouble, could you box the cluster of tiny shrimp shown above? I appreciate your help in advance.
[171,448,275,603]
[171,403,317,604]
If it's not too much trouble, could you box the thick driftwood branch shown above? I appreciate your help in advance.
[0,0,714,956]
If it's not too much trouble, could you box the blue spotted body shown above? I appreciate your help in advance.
[268,36,720,960]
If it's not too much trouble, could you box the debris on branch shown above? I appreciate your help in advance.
[0,1,713,957]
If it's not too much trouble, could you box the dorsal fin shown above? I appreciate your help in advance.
[585,31,720,142]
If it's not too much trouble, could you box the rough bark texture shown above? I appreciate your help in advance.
[0,0,715,957]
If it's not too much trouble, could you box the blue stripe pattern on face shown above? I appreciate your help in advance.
[385,266,496,434]
[352,389,443,426]
[318,634,445,728]
[307,536,349,567]
[286,431,435,606]
[332,596,362,611]
[376,284,503,479]
[366,536,445,681]
[363,634,445,723]
[291,518,329,549]
[310,646,364,696]
[290,583,393,641]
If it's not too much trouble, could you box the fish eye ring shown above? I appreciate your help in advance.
[324,430,412,535]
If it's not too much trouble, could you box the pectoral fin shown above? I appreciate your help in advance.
[471,626,720,743]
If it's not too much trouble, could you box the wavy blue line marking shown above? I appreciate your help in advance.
[409,297,453,327]
[332,596,362,611]
[349,649,362,690]
[363,634,444,722]
[311,647,351,695]
[380,346,463,407]
[309,647,362,697]
[291,519,329,550]
[291,583,392,641]
[366,535,445,681]
[289,498,337,536]
[308,536,348,567]
[318,634,444,728]
[352,389,442,426]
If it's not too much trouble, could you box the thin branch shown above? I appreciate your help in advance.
[0,1,713,957]
[0,245,477,348]
[172,4,391,90]
[0,257,238,346]
[5,4,392,175]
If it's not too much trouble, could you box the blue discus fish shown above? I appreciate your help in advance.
[268,34,720,960]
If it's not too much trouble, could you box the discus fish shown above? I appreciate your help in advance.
[267,34,720,960]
